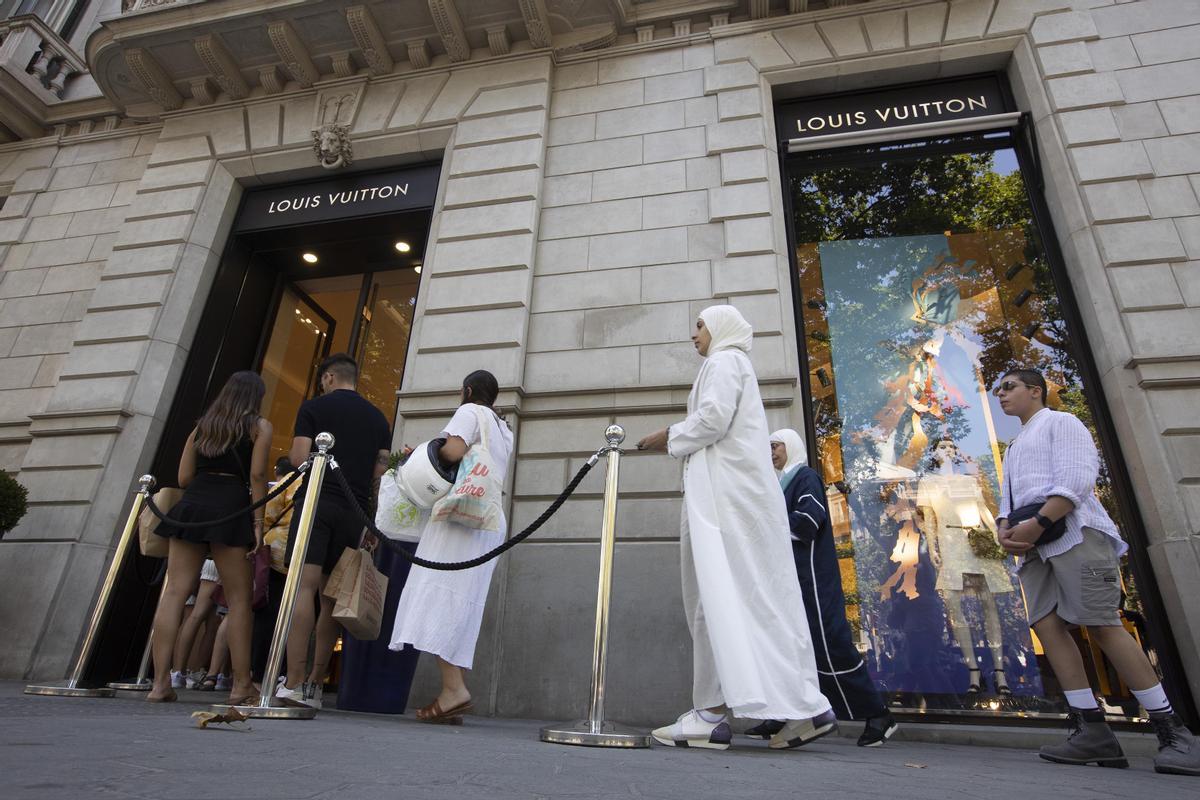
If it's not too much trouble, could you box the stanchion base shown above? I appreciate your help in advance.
[540,719,652,748]
[107,679,152,691]
[24,683,115,698]
[209,701,317,720]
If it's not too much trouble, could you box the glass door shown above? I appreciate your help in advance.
[787,132,1151,719]
[259,284,334,463]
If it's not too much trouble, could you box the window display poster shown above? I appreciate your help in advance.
[816,234,1044,701]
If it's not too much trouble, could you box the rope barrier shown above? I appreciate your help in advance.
[139,463,307,529]
[329,451,601,571]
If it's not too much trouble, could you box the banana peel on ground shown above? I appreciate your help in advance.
[191,706,250,730]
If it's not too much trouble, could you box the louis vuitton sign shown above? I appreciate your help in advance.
[777,76,1009,143]
[235,163,441,232]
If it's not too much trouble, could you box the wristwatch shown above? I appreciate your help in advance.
[1034,513,1054,530]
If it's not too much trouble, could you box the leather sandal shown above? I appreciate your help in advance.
[416,697,473,724]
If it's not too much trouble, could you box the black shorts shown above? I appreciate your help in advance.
[284,495,364,574]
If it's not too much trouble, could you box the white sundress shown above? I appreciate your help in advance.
[388,404,513,669]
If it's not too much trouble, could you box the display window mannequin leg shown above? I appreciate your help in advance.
[944,581,1008,694]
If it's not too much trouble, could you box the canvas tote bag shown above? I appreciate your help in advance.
[138,487,185,558]
[430,406,504,532]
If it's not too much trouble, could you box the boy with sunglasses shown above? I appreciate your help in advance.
[994,368,1196,775]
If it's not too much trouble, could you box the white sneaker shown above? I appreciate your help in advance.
[215,674,231,692]
[651,709,732,750]
[303,682,324,710]
[170,670,186,689]
[275,680,308,706]
[768,709,838,749]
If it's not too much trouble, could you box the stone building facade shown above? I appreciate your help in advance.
[0,0,1198,724]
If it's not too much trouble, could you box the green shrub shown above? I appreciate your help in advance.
[0,470,29,535]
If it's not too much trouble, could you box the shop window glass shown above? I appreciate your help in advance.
[789,135,1147,717]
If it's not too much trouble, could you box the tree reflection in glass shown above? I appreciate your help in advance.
[789,138,1133,714]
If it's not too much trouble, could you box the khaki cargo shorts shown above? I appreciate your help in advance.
[1018,527,1122,627]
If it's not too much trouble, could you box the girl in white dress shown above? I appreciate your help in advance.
[389,370,513,724]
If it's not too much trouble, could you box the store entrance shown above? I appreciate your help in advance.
[86,180,433,684]
[783,128,1181,722]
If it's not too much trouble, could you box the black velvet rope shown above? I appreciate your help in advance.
[139,465,306,529]
[328,454,599,571]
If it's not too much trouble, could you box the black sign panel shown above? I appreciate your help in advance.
[776,75,1009,143]
[235,163,441,232]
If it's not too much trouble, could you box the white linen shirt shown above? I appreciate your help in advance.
[998,407,1126,560]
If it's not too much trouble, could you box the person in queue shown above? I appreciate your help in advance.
[147,370,271,705]
[389,369,513,724]
[636,305,835,751]
[277,353,391,710]
[995,367,1197,775]
[250,456,297,681]
[742,429,897,747]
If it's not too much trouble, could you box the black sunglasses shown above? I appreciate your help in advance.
[991,380,1027,396]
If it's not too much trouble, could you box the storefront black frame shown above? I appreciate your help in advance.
[776,79,1196,725]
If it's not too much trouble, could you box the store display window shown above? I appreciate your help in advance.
[786,131,1152,718]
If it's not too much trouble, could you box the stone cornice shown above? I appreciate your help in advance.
[267,19,320,88]
[193,33,249,100]
[345,4,394,76]
[518,0,553,49]
[124,46,184,110]
[427,0,471,63]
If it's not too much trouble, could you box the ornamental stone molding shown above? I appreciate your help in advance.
[345,5,394,76]
[81,0,891,117]
[518,0,553,48]
[193,34,249,100]
[428,0,471,63]
[267,20,320,89]
[123,46,182,110]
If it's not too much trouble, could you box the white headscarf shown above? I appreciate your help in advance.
[698,305,753,356]
[769,428,808,484]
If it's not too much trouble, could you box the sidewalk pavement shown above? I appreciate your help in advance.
[1,681,1194,800]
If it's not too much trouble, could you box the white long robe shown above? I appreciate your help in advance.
[389,405,513,669]
[668,349,831,719]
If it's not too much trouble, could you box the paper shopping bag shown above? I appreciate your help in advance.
[322,547,361,601]
[332,552,388,641]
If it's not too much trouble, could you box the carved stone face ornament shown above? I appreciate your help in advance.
[312,123,353,170]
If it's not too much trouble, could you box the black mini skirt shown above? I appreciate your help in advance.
[155,473,254,549]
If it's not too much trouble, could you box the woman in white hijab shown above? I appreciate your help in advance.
[637,305,834,750]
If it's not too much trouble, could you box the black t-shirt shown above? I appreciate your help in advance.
[294,389,391,507]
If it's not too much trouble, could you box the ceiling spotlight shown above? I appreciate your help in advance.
[302,252,318,264]
[413,265,422,274]
[394,241,411,253]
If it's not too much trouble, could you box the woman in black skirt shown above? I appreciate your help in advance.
[146,371,272,705]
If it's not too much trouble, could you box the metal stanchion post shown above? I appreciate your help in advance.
[108,573,167,692]
[541,425,651,748]
[211,432,334,720]
[26,475,156,697]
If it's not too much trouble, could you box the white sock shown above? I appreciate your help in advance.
[1131,684,1173,715]
[697,709,726,723]
[1063,689,1099,710]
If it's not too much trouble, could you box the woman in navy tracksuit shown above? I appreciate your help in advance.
[746,429,897,747]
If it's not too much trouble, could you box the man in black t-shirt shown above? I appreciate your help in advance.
[277,353,391,710]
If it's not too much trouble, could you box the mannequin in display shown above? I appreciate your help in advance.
[917,438,1014,696]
